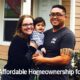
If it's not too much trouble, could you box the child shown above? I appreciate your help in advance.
[29,17,46,80]
[30,17,46,54]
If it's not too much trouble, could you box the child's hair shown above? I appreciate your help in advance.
[34,17,46,26]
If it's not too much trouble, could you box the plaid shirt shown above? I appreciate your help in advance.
[31,31,44,46]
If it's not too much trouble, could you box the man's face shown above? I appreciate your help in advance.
[49,7,66,28]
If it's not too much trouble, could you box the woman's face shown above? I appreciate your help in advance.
[21,17,34,35]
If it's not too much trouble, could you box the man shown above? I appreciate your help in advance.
[32,5,76,80]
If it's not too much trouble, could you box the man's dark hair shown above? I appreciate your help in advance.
[51,5,66,14]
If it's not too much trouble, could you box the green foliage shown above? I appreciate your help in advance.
[77,50,80,58]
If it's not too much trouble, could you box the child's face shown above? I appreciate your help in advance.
[35,22,45,32]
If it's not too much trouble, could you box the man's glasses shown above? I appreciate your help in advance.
[22,23,33,27]
[49,12,65,17]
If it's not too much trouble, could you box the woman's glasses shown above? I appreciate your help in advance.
[22,23,33,27]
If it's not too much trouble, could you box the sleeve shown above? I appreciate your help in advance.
[25,46,36,63]
[38,45,44,50]
[8,37,31,65]
[60,33,76,49]
[27,46,36,55]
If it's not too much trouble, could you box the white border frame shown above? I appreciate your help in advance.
[70,0,75,33]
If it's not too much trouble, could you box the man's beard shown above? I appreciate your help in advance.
[53,25,61,30]
[53,22,64,30]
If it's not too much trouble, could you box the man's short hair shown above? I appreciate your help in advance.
[51,5,66,14]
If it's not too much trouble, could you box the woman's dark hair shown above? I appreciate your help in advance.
[34,17,46,26]
[14,15,34,37]
[51,5,66,14]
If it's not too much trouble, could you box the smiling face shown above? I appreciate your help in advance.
[50,7,66,29]
[35,22,45,33]
[21,17,34,35]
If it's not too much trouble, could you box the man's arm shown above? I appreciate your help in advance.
[32,48,73,65]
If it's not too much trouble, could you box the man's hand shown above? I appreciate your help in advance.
[32,53,44,64]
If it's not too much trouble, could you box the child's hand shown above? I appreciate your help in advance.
[41,48,46,54]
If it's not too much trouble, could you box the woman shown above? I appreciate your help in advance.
[1,15,36,80]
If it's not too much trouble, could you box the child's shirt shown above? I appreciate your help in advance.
[31,31,44,46]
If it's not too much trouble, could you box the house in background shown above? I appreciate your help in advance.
[0,0,80,60]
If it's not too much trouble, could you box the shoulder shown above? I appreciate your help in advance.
[63,27,75,37]
[32,31,39,36]
[9,36,28,52]
[33,31,39,34]
[12,36,23,43]
[61,27,76,43]
[11,36,26,46]
[44,28,52,35]
[59,27,75,37]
